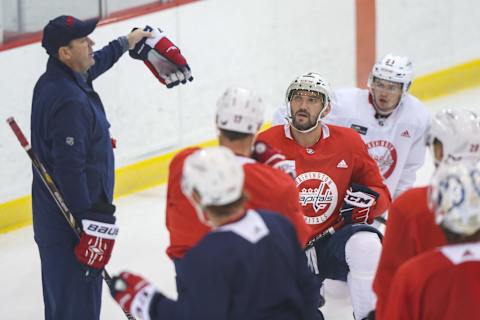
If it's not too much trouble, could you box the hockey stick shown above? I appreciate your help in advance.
[375,216,387,225]
[6,117,136,320]
[306,220,345,248]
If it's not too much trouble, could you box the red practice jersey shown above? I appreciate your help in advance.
[373,186,447,319]
[257,124,391,242]
[165,147,310,259]
[384,243,480,320]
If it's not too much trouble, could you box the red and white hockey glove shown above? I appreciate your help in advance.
[252,141,296,178]
[110,272,160,320]
[74,204,118,270]
[129,25,193,88]
[339,184,379,225]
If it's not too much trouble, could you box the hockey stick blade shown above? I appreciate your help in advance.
[6,117,136,320]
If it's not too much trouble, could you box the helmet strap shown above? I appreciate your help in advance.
[287,102,328,133]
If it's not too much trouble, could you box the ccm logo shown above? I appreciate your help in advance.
[87,224,118,236]
[345,193,375,207]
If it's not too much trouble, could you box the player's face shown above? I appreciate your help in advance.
[371,78,402,113]
[290,91,325,131]
[63,36,95,73]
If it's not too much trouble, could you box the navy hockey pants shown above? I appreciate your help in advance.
[311,224,382,283]
[38,243,102,320]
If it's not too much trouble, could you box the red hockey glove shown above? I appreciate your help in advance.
[75,219,118,270]
[129,25,193,88]
[74,204,118,270]
[340,184,379,224]
[110,272,160,320]
[252,141,296,178]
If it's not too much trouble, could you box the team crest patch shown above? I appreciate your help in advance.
[295,172,338,224]
[366,140,397,179]
[65,137,75,146]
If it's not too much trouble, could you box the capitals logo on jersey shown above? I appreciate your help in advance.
[367,140,398,179]
[295,171,338,225]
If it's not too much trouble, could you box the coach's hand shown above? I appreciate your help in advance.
[75,203,118,271]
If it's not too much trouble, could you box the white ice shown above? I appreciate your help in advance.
[1,88,479,319]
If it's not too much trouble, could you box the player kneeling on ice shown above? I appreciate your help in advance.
[257,72,391,320]
[384,160,480,320]
[110,147,322,320]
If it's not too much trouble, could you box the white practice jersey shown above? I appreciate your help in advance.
[272,88,431,198]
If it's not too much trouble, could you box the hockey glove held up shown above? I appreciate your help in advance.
[74,203,118,270]
[110,272,162,320]
[130,25,193,88]
[340,184,379,225]
[252,141,296,179]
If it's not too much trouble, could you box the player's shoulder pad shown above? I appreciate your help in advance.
[170,146,201,168]
[328,123,363,140]
[389,186,429,220]
[402,94,431,124]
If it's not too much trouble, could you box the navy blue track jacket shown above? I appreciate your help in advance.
[151,210,321,320]
[31,39,125,245]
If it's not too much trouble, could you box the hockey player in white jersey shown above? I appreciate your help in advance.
[273,54,430,199]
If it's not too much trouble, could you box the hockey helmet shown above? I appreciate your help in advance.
[181,146,244,208]
[285,72,332,131]
[429,159,480,236]
[428,108,480,166]
[368,54,413,93]
[216,87,265,134]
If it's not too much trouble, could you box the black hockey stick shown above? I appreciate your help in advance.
[375,216,387,225]
[6,117,136,320]
[306,220,345,248]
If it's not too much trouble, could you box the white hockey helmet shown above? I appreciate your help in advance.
[429,160,480,236]
[368,54,413,93]
[428,108,480,166]
[285,72,332,129]
[216,87,265,134]
[181,146,244,208]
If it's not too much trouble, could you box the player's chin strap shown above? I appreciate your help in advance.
[289,120,320,133]
[286,102,328,134]
[185,197,214,228]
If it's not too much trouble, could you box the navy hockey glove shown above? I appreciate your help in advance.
[74,203,118,271]
[110,271,162,320]
[130,25,193,88]
[340,184,379,225]
[252,141,296,178]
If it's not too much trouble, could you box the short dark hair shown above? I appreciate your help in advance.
[219,128,253,141]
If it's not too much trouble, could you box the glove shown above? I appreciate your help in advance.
[252,141,296,178]
[110,272,160,320]
[130,25,193,88]
[74,203,118,270]
[340,184,379,224]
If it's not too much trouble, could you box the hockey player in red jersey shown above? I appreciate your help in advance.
[384,160,480,320]
[373,108,480,320]
[273,55,431,200]
[257,72,391,320]
[110,147,322,320]
[166,87,310,264]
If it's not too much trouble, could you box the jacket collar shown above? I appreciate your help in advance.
[47,56,94,92]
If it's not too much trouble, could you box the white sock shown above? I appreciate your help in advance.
[345,231,382,319]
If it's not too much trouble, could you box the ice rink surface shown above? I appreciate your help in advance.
[1,88,479,319]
